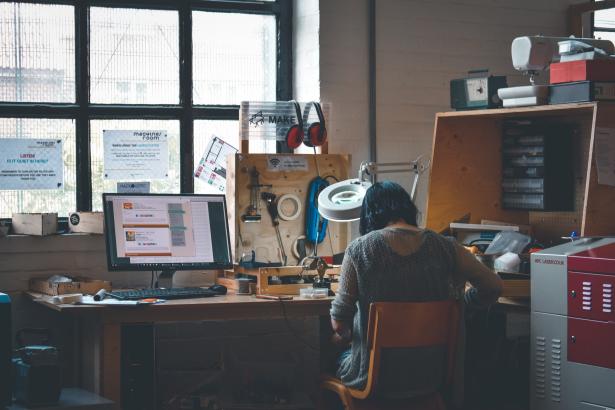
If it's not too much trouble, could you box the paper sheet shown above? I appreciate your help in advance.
[594,127,615,187]
[0,138,63,189]
[194,135,238,191]
[103,130,168,180]
[78,295,140,306]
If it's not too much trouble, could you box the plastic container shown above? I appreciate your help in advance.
[299,288,328,299]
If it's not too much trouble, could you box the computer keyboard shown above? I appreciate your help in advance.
[108,287,218,300]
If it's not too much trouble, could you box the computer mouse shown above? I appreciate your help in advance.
[209,284,227,295]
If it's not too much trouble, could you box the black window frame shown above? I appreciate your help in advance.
[0,0,292,217]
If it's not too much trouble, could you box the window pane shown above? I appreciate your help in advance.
[193,12,276,105]
[594,31,615,43]
[0,3,75,103]
[90,120,180,211]
[595,7,615,31]
[90,8,179,104]
[194,120,238,194]
[0,119,76,217]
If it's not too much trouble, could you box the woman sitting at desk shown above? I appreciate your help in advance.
[330,181,502,403]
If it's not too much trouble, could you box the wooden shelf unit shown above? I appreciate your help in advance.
[426,102,615,242]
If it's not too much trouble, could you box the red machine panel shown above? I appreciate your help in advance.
[568,242,615,275]
[568,271,614,322]
[568,317,615,369]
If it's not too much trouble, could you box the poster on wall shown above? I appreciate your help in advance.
[0,138,63,190]
[194,135,238,192]
[103,130,168,180]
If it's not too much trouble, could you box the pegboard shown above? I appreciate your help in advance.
[226,153,350,266]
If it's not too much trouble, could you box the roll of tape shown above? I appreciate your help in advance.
[277,193,302,221]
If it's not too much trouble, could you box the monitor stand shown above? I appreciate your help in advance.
[157,270,176,289]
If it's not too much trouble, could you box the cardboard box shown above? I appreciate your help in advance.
[68,211,104,234]
[29,277,112,296]
[11,213,57,236]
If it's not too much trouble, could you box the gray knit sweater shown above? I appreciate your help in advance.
[330,227,465,399]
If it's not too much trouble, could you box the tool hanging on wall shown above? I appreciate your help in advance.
[261,192,288,266]
[242,167,271,223]
[305,176,329,247]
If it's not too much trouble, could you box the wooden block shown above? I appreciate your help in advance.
[29,277,112,296]
[500,278,530,298]
[68,212,104,234]
[11,213,57,236]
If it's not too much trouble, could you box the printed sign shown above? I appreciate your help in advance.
[194,135,238,191]
[117,182,151,194]
[267,155,309,172]
[240,101,330,143]
[103,130,168,180]
[0,138,63,189]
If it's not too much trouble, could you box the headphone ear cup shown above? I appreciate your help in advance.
[286,125,304,149]
[307,122,327,147]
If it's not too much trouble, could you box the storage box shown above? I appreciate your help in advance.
[11,213,57,236]
[68,212,104,234]
[29,277,112,296]
[550,60,615,84]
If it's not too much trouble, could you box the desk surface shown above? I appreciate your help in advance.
[26,292,333,323]
[27,290,529,320]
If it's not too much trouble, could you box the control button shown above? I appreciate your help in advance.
[583,291,591,296]
[603,304,612,309]
[583,287,591,292]
[604,283,613,289]
[583,282,591,286]
[582,306,591,311]
[582,296,591,301]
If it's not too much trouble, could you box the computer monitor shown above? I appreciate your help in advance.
[103,193,233,272]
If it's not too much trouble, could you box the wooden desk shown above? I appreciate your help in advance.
[26,292,332,406]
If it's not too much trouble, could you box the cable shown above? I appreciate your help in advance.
[322,174,339,182]
[278,299,319,351]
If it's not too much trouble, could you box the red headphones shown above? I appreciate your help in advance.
[285,100,304,150]
[304,101,327,147]
[285,101,328,149]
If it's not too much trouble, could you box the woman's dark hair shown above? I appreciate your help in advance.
[359,181,418,235]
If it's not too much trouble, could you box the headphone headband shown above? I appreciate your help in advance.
[312,102,325,128]
[291,100,303,129]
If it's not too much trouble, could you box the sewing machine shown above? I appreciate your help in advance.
[498,36,615,107]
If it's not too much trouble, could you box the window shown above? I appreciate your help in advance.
[593,0,615,41]
[0,1,291,219]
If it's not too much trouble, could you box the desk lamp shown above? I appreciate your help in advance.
[317,156,430,222]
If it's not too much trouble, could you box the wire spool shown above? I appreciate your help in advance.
[277,193,302,221]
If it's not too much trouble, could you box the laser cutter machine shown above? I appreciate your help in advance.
[531,237,615,410]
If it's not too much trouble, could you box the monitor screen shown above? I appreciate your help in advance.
[103,193,232,271]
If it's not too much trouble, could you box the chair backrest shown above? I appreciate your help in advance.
[349,300,461,400]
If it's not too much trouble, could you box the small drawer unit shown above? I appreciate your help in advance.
[501,121,574,211]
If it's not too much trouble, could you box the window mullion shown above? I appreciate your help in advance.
[179,3,194,193]
[76,1,91,211]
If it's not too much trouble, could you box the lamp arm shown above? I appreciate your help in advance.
[358,156,430,201]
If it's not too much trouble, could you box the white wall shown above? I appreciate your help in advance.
[312,0,580,224]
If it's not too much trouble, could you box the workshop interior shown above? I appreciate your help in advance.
[1,1,615,409]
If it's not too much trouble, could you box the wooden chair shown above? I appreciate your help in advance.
[321,300,461,410]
